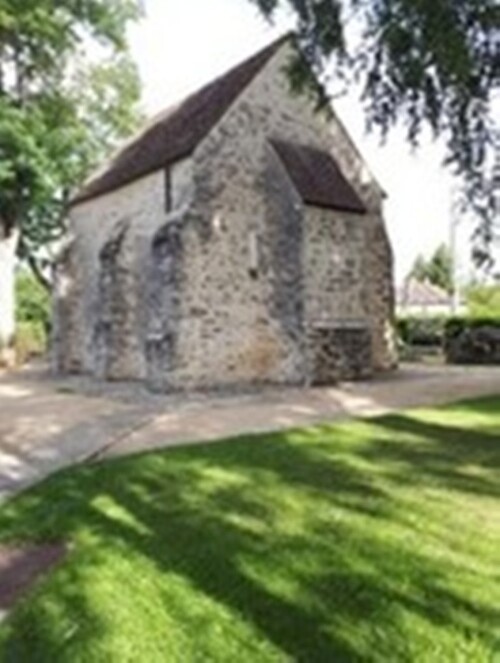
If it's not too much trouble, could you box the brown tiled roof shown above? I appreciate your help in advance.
[72,35,290,206]
[271,140,367,213]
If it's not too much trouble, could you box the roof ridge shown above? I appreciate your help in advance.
[72,33,293,205]
[172,32,292,110]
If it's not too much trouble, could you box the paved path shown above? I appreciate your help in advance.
[1,363,500,502]
[101,364,500,458]
[0,366,159,502]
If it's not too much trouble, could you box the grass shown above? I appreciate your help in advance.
[0,397,499,662]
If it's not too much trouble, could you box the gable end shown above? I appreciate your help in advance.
[72,35,291,206]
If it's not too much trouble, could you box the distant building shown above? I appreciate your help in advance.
[397,278,462,317]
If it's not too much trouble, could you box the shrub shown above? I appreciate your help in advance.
[396,317,446,348]
[466,285,500,318]
[444,317,500,364]
[14,270,51,363]
[15,321,48,364]
[15,270,51,332]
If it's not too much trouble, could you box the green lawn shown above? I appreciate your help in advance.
[0,397,499,662]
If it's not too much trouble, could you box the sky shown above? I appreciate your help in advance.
[128,0,474,285]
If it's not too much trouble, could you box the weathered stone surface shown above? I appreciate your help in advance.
[54,168,174,379]
[53,40,396,391]
[146,218,186,391]
[308,326,373,385]
[366,220,398,370]
[52,239,84,373]
[94,218,137,380]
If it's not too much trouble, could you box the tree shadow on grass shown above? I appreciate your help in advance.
[0,404,499,661]
[364,414,500,498]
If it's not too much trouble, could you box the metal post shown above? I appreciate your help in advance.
[449,190,460,315]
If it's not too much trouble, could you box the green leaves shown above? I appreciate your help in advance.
[71,55,143,168]
[0,0,142,275]
[466,284,500,318]
[0,0,141,67]
[0,103,57,229]
[253,0,499,264]
[409,244,454,294]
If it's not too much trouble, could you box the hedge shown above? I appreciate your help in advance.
[14,271,51,365]
[15,321,48,365]
[16,270,51,333]
[396,317,446,348]
[444,317,500,365]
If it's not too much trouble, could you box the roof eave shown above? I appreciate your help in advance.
[304,200,367,215]
[69,148,195,208]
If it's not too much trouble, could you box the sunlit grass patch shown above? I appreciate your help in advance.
[0,396,499,662]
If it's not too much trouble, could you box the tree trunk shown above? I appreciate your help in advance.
[0,225,19,367]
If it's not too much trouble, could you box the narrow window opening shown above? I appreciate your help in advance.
[165,167,172,213]
[248,231,259,279]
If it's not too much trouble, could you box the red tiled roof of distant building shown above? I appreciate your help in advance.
[398,278,450,307]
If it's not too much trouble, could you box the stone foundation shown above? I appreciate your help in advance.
[308,325,373,385]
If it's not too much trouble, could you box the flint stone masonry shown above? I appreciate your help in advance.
[54,37,396,391]
[309,326,373,385]
[95,218,136,380]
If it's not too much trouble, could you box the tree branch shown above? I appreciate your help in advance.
[17,237,53,292]
[26,254,52,292]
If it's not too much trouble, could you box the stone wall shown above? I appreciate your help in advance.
[251,44,396,377]
[262,144,307,381]
[52,240,84,373]
[169,157,194,211]
[56,40,396,389]
[302,207,368,326]
[308,325,373,384]
[94,218,138,380]
[301,206,375,383]
[57,171,163,377]
[55,158,195,380]
[146,40,394,390]
[145,218,186,391]
[366,219,397,370]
